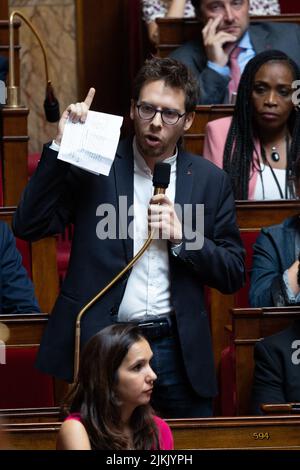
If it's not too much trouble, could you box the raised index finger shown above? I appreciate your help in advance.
[84,87,96,109]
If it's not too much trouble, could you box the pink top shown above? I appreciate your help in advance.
[65,413,174,450]
[203,116,261,199]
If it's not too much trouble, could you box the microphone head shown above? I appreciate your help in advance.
[44,82,60,122]
[153,162,171,189]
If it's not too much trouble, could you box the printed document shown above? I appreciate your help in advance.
[58,110,123,175]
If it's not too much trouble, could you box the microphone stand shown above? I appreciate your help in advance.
[73,186,166,382]
[7,10,60,122]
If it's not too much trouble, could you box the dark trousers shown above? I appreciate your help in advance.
[147,333,213,419]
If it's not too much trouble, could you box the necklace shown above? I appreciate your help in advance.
[271,146,280,162]
[263,133,289,164]
[259,134,292,199]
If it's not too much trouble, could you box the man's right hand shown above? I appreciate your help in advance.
[54,87,96,146]
[202,15,238,67]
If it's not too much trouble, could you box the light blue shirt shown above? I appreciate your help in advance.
[207,30,255,78]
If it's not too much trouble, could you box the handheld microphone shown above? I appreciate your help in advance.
[152,162,171,195]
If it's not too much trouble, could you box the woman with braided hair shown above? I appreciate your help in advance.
[203,50,300,200]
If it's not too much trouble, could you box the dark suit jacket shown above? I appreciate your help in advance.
[13,138,245,395]
[0,221,40,314]
[249,216,300,308]
[252,320,300,415]
[170,22,300,104]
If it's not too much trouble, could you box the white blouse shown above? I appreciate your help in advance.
[253,164,287,200]
[249,0,280,16]
[142,0,195,23]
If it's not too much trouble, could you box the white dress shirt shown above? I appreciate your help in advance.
[118,138,177,322]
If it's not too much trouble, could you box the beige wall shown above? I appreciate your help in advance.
[9,0,78,154]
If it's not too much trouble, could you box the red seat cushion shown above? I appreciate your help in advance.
[219,232,259,415]
[15,238,32,279]
[220,344,236,416]
[28,153,40,178]
[280,1,300,13]
[0,347,54,408]
[234,231,259,307]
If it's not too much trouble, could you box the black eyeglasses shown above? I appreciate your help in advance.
[136,103,186,125]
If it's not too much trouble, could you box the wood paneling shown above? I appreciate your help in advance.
[76,0,131,116]
[184,105,234,155]
[0,107,29,206]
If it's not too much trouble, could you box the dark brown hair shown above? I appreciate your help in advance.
[132,56,199,112]
[63,324,159,450]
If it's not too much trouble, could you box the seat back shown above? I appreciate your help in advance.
[235,231,260,307]
[168,414,300,449]
[28,154,72,286]
[0,313,54,409]
[184,105,234,155]
[0,207,59,409]
[156,15,300,58]
[232,306,300,415]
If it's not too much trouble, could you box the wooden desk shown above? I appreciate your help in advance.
[169,415,300,449]
[232,307,300,416]
[2,422,60,450]
[183,105,234,155]
[3,414,300,450]
[236,200,300,231]
[0,312,49,346]
[0,406,60,423]
[156,15,300,58]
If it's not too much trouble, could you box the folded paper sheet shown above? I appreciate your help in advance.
[58,110,123,176]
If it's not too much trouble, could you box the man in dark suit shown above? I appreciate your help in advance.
[13,57,245,418]
[170,0,300,104]
[0,221,40,315]
[252,320,300,414]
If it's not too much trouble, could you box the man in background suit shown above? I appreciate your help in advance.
[0,221,40,315]
[252,320,300,414]
[170,0,300,104]
[13,57,245,418]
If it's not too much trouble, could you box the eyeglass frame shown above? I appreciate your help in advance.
[135,102,187,125]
